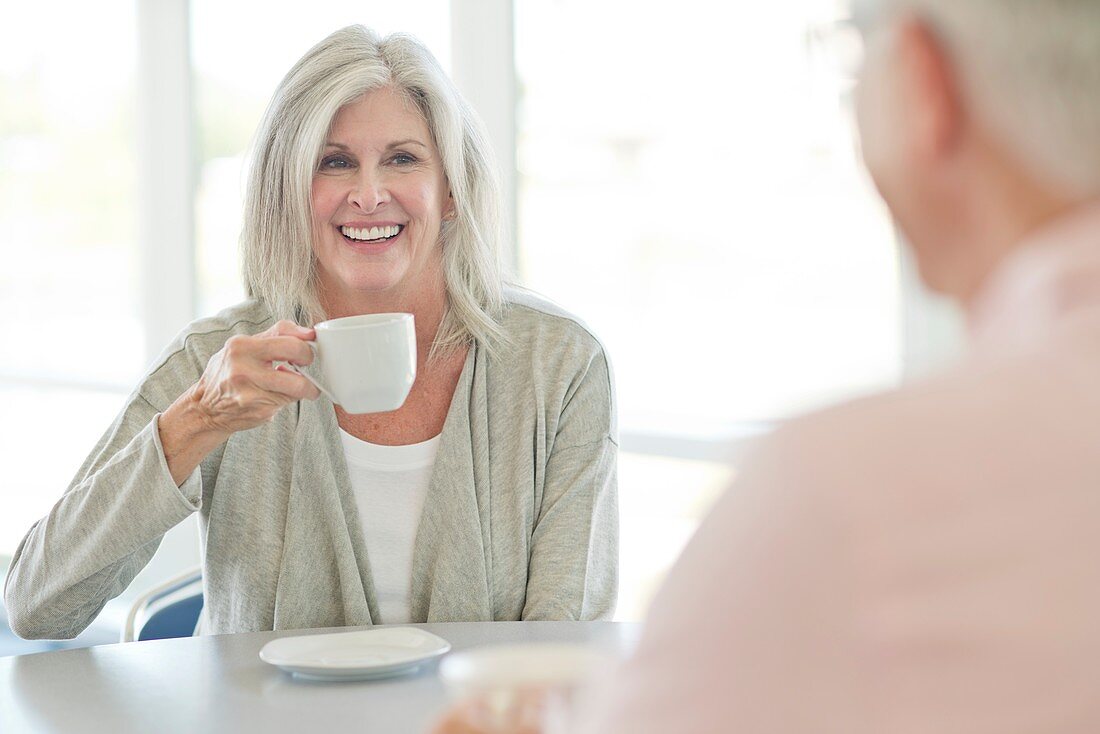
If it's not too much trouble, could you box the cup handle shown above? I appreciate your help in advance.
[281,341,338,405]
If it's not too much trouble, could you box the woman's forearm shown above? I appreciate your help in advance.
[4,405,203,640]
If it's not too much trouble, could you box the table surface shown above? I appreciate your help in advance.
[0,621,635,734]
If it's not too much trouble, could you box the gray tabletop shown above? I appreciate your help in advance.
[0,621,636,734]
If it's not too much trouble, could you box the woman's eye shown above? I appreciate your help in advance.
[320,156,352,170]
[391,153,417,165]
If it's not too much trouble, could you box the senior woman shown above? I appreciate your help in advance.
[3,26,617,638]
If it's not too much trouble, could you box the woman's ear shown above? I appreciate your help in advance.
[443,190,456,221]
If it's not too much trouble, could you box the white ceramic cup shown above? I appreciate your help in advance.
[287,312,416,414]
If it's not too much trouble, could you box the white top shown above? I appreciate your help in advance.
[338,429,441,624]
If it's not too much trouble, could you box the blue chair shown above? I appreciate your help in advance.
[121,566,203,642]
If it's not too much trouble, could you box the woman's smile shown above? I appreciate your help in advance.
[338,223,406,254]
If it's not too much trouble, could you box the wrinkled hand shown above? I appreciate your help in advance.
[158,320,322,486]
[189,319,321,435]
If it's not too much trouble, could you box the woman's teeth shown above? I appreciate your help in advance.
[340,225,402,242]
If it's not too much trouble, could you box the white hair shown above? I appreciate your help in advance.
[871,0,1100,196]
[241,25,507,356]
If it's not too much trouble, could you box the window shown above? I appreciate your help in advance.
[514,0,903,615]
[0,2,140,554]
[2,1,961,630]
[516,0,900,433]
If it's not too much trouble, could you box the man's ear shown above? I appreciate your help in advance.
[896,16,964,163]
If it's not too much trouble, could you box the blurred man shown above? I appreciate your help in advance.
[436,0,1100,731]
[576,1,1100,731]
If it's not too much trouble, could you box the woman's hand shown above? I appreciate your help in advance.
[189,320,320,433]
[159,320,321,485]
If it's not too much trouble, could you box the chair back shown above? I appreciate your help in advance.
[121,566,203,643]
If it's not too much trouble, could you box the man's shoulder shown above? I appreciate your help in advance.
[764,344,1091,501]
[776,361,1003,461]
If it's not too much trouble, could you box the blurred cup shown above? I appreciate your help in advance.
[438,643,612,734]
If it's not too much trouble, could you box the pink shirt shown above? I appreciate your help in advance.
[580,203,1100,733]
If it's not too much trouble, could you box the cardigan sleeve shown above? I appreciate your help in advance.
[3,382,204,640]
[522,345,619,620]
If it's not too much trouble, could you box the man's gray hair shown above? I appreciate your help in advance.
[874,0,1100,196]
[241,25,506,355]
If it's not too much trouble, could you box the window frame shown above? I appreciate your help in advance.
[4,0,964,461]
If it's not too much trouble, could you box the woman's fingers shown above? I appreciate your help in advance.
[263,319,315,340]
[191,325,324,434]
[248,335,316,366]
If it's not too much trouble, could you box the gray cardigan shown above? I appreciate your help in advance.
[4,288,618,638]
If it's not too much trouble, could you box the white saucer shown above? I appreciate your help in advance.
[259,627,451,681]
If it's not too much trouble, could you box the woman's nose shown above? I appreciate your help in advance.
[347,173,388,212]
